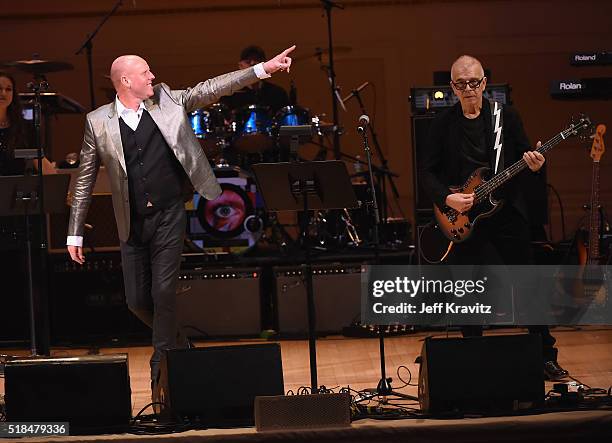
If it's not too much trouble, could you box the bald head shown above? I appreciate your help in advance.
[450,55,484,81]
[449,55,487,116]
[110,55,145,89]
[109,55,155,105]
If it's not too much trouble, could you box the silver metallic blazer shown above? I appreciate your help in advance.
[68,66,259,243]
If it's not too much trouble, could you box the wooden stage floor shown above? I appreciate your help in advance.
[2,326,612,442]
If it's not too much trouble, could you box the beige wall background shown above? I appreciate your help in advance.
[2,0,611,243]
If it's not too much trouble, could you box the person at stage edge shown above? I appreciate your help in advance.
[0,71,56,175]
[0,71,28,175]
[220,45,290,113]
[418,55,569,381]
[66,46,296,395]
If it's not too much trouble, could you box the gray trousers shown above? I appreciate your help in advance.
[120,200,186,381]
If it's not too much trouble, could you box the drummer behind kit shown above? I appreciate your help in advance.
[185,101,374,254]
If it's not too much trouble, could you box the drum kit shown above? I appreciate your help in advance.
[185,102,369,255]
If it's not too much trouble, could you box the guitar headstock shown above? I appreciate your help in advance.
[590,124,606,163]
[563,114,593,141]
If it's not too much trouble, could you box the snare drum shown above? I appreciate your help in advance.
[188,103,230,158]
[188,167,263,254]
[231,105,274,153]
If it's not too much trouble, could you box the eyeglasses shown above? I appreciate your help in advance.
[451,77,485,91]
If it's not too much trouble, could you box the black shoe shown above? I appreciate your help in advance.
[544,360,569,381]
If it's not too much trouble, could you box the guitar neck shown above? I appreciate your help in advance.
[476,131,566,200]
[588,161,601,264]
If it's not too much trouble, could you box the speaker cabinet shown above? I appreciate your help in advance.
[411,114,436,224]
[274,263,362,336]
[4,354,132,434]
[48,252,150,344]
[160,343,284,427]
[418,334,544,414]
[176,267,262,338]
[255,393,351,431]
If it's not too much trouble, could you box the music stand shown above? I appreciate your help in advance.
[0,174,70,355]
[251,161,358,392]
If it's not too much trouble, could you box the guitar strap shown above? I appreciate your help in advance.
[490,99,504,173]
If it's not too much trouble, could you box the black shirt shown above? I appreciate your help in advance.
[220,80,289,114]
[458,113,489,183]
[0,127,26,176]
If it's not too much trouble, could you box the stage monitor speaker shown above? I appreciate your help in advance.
[418,334,544,414]
[160,343,284,427]
[255,393,351,431]
[4,354,132,434]
[48,252,150,345]
[274,263,362,336]
[48,193,119,253]
[176,267,262,338]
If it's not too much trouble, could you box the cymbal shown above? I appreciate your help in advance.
[3,59,74,73]
[294,46,352,62]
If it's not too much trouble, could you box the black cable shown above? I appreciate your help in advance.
[548,183,566,241]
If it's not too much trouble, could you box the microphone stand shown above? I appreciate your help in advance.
[352,89,403,223]
[24,76,50,355]
[358,120,417,401]
[320,0,344,159]
[75,0,124,110]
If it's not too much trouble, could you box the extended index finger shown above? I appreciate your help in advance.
[282,45,297,56]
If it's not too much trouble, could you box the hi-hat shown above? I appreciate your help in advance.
[2,59,74,73]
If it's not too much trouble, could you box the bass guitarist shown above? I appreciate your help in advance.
[418,55,568,381]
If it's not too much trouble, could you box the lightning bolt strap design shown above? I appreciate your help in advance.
[493,102,503,173]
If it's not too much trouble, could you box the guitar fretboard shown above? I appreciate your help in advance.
[474,124,583,203]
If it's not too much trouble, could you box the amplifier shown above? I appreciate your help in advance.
[48,252,150,344]
[550,78,612,99]
[570,51,612,66]
[274,263,363,336]
[410,84,511,114]
[255,393,351,431]
[176,267,262,338]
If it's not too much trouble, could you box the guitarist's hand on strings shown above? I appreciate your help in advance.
[523,141,545,172]
[446,192,475,213]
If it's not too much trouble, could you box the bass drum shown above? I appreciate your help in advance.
[188,167,264,255]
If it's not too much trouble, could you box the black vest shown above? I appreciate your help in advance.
[119,110,188,216]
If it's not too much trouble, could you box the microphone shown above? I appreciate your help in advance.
[341,81,370,105]
[357,114,370,133]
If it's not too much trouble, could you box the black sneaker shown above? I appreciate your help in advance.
[544,360,569,381]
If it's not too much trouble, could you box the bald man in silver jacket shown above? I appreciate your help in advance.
[66,46,295,393]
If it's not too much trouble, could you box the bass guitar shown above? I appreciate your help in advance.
[434,115,592,243]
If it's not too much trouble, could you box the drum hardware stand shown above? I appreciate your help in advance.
[350,87,404,224]
[214,138,231,168]
[251,161,358,393]
[320,0,345,160]
[357,118,418,401]
[75,0,124,110]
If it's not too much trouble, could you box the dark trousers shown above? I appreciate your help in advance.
[120,200,186,381]
[448,204,558,362]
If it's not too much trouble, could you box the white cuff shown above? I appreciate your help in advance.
[254,62,271,79]
[66,236,83,247]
